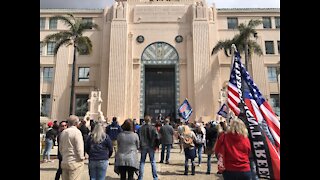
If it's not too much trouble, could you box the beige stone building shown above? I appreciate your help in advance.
[40,0,280,125]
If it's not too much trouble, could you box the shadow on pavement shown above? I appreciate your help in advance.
[40,167,58,171]
[213,174,224,180]
[161,162,184,167]
[158,170,184,176]
[105,176,120,180]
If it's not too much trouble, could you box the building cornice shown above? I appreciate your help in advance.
[40,8,104,14]
[217,8,280,13]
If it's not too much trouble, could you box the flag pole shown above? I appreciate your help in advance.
[225,44,238,123]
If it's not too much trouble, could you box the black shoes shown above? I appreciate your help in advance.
[165,161,169,164]
[159,161,164,163]
[206,172,210,175]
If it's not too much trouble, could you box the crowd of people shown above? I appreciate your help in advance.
[41,114,256,180]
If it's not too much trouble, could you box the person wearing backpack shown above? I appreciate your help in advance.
[194,124,206,167]
[181,125,197,175]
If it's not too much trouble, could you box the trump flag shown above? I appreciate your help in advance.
[217,103,229,118]
[227,52,280,180]
[178,99,193,121]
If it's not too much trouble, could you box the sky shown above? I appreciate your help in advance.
[40,0,280,9]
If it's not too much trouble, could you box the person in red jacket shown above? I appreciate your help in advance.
[214,118,251,180]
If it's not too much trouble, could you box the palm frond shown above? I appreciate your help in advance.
[248,40,263,56]
[53,38,72,55]
[75,36,93,55]
[248,19,262,28]
[211,40,232,56]
[52,15,74,29]
[42,31,73,44]
[78,22,99,33]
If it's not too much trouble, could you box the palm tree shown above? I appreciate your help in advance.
[42,14,98,115]
[211,19,263,71]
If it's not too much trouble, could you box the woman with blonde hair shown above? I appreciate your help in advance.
[214,118,251,180]
[181,125,197,175]
[85,122,113,180]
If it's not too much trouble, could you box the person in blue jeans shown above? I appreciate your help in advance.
[159,118,174,164]
[138,115,159,180]
[194,125,205,166]
[85,122,113,180]
[42,121,57,163]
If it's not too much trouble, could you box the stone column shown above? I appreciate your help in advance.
[192,16,213,122]
[50,46,72,120]
[107,3,128,121]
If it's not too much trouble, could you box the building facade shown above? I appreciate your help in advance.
[40,0,280,124]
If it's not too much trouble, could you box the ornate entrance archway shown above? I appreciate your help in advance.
[140,42,180,119]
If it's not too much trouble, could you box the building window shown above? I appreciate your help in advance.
[41,94,51,117]
[262,17,272,29]
[75,94,89,117]
[82,17,93,29]
[47,42,55,55]
[49,18,57,30]
[269,94,280,116]
[40,42,44,55]
[43,67,54,82]
[78,67,90,82]
[267,67,280,82]
[265,41,275,54]
[275,17,280,29]
[40,17,45,30]
[277,41,280,54]
[227,17,238,29]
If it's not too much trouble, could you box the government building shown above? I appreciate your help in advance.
[40,0,280,125]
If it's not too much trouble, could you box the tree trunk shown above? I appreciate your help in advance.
[244,43,249,71]
[69,45,77,115]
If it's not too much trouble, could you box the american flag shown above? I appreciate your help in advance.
[227,52,280,179]
[227,52,280,149]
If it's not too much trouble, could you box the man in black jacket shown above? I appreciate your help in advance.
[138,115,159,180]
[54,121,68,180]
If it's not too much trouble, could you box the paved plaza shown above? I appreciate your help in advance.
[40,143,223,180]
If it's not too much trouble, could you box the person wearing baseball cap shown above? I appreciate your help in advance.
[42,121,58,163]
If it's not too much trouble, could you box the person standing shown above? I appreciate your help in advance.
[79,119,90,157]
[138,115,159,180]
[214,118,252,180]
[106,117,123,155]
[177,120,184,153]
[54,121,68,180]
[59,115,85,180]
[85,122,113,180]
[181,125,197,175]
[194,124,206,167]
[114,119,140,180]
[42,121,58,163]
[205,122,218,174]
[159,118,174,164]
[133,118,140,134]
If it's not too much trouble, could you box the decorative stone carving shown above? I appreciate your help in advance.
[116,2,124,19]
[209,7,213,21]
[194,1,206,19]
[84,91,106,124]
[219,81,228,105]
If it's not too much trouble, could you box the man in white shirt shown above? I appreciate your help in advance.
[59,115,85,180]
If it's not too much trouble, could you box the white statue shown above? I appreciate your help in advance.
[84,91,106,126]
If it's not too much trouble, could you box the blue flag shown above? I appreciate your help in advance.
[217,103,229,118]
[178,99,193,121]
